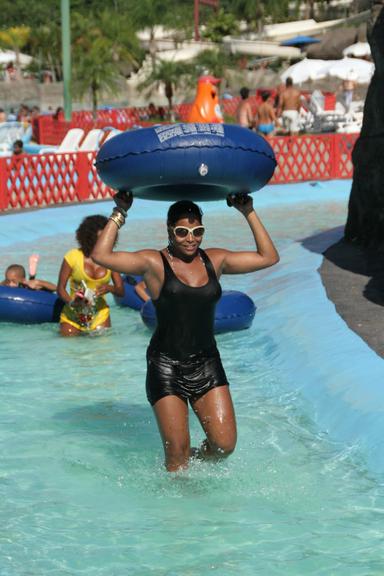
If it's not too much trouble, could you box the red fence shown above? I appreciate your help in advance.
[34,94,267,144]
[34,90,338,145]
[271,133,357,183]
[0,133,358,212]
[0,151,111,211]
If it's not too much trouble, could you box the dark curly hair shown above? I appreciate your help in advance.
[76,215,108,257]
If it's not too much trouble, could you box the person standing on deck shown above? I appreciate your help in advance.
[277,77,301,136]
[236,87,255,129]
[255,92,277,138]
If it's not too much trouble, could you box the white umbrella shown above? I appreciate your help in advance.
[342,42,371,58]
[319,57,374,84]
[280,58,328,84]
[0,50,32,66]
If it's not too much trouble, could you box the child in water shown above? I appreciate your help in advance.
[1,263,56,291]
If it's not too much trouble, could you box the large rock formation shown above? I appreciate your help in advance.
[345,1,384,248]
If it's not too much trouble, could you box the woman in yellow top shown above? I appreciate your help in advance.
[57,215,124,336]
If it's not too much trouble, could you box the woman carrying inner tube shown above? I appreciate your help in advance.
[91,192,279,472]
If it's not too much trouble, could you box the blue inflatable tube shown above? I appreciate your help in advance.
[96,123,276,201]
[114,275,145,311]
[141,290,256,334]
[115,276,256,333]
[0,286,64,324]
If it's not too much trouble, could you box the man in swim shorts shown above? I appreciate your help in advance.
[255,91,277,138]
[277,77,302,135]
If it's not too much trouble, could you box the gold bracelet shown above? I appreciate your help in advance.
[109,213,124,229]
[115,209,126,223]
[109,209,126,227]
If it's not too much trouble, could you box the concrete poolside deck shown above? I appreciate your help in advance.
[320,237,384,359]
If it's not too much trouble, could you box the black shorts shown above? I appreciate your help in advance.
[146,346,229,406]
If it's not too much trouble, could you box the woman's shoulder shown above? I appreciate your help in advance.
[64,247,82,265]
[138,248,162,258]
[134,248,164,267]
[204,247,230,267]
[204,247,229,257]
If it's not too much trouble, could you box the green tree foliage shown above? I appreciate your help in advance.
[28,24,62,81]
[0,0,60,28]
[139,59,193,113]
[126,0,191,32]
[0,26,31,77]
[221,0,290,29]
[71,10,141,118]
[192,48,234,80]
[0,0,295,106]
[202,9,239,42]
[125,0,192,65]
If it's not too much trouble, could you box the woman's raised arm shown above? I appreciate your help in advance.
[91,191,151,276]
[216,194,279,275]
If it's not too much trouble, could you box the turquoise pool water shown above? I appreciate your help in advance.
[2,182,384,575]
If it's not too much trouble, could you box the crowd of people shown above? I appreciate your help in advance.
[0,103,40,126]
[235,77,302,137]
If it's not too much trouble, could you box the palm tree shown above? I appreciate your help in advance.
[225,0,290,31]
[202,9,239,42]
[29,23,62,82]
[139,59,193,117]
[192,48,233,81]
[72,11,141,119]
[128,0,190,66]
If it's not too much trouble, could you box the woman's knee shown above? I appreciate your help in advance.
[214,437,237,457]
[204,434,237,458]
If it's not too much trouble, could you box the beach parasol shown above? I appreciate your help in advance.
[280,58,328,84]
[280,35,321,47]
[319,57,374,84]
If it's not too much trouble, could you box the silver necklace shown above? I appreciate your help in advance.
[166,246,205,269]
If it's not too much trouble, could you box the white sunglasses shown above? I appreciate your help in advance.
[172,225,205,239]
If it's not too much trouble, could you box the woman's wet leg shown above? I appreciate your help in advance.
[152,395,191,472]
[191,385,237,460]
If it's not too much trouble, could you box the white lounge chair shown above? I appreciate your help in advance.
[305,90,350,133]
[103,129,122,143]
[79,128,104,151]
[40,128,85,154]
[57,128,85,152]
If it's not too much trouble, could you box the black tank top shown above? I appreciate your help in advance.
[149,249,222,359]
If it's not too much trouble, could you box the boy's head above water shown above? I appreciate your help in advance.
[3,264,26,287]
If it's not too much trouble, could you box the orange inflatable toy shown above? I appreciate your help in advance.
[187,75,223,123]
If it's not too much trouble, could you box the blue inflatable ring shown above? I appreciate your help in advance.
[114,274,146,311]
[115,276,256,333]
[96,123,276,201]
[141,290,256,334]
[0,286,64,324]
